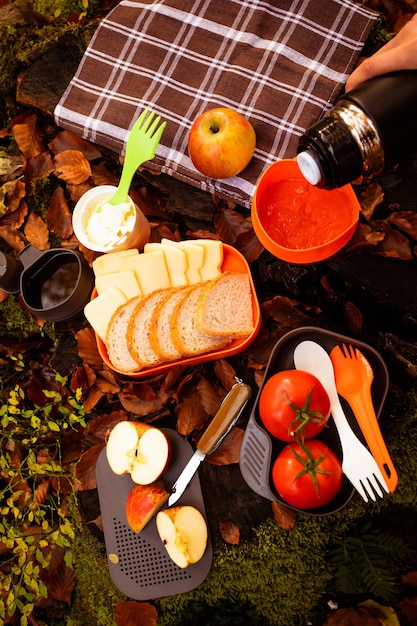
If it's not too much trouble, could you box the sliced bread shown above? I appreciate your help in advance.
[127,289,170,367]
[170,283,230,357]
[149,286,193,362]
[106,296,143,373]
[195,272,254,337]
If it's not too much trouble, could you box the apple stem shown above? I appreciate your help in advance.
[209,123,220,134]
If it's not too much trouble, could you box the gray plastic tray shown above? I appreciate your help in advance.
[96,428,213,599]
[240,326,389,516]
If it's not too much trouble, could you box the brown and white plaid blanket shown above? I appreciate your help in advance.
[54,0,379,207]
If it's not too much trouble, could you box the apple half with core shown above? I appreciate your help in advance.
[188,107,256,179]
[106,421,171,485]
[126,480,170,534]
[156,505,208,568]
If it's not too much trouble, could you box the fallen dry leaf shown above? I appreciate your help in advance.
[359,180,385,221]
[262,294,312,327]
[53,150,92,185]
[213,359,238,391]
[87,410,128,441]
[197,376,224,416]
[176,391,209,436]
[323,606,382,625]
[235,226,264,263]
[12,111,46,159]
[74,327,103,371]
[47,559,77,605]
[219,521,240,545]
[114,600,158,626]
[24,151,55,193]
[48,130,102,161]
[46,186,74,239]
[342,300,363,335]
[272,500,296,531]
[83,385,106,412]
[74,443,105,491]
[386,210,417,240]
[24,212,50,250]
[398,597,417,624]
[375,221,413,259]
[206,426,244,465]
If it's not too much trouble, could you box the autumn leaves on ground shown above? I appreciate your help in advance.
[2,3,417,621]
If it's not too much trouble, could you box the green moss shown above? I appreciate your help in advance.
[0,20,98,117]
[0,294,56,340]
[67,506,124,626]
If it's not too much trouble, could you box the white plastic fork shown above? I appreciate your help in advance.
[293,340,390,503]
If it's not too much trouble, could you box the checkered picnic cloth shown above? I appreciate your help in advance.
[54,0,379,208]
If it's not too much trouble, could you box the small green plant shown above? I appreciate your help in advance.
[328,521,409,601]
[0,364,88,626]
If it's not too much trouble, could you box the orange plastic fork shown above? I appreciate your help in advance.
[330,343,398,492]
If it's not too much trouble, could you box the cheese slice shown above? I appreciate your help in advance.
[95,270,142,299]
[161,239,204,285]
[194,239,223,280]
[130,250,171,295]
[92,249,139,277]
[84,287,128,341]
[144,242,188,287]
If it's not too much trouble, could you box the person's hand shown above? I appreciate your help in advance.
[346,13,417,91]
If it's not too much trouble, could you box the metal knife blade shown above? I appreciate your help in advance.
[167,379,251,506]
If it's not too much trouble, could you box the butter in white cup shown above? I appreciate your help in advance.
[72,185,151,253]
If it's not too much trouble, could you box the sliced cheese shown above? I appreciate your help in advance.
[161,238,204,285]
[194,239,223,280]
[144,242,188,287]
[84,287,128,341]
[95,270,142,299]
[92,249,139,277]
[130,250,171,295]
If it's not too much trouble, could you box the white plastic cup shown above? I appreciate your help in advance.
[72,185,151,253]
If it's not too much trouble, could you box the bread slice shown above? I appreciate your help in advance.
[195,272,254,337]
[171,283,230,357]
[127,289,170,367]
[149,286,193,362]
[106,296,143,373]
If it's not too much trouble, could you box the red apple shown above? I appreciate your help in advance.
[126,480,169,533]
[188,108,256,179]
[156,506,208,568]
[106,421,171,485]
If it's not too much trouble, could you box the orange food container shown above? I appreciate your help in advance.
[94,244,261,378]
[252,159,360,264]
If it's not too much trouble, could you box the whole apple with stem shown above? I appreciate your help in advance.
[188,107,256,179]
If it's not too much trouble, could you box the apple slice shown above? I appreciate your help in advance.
[156,506,208,568]
[106,421,171,485]
[126,480,169,534]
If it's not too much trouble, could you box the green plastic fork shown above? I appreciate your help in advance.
[95,108,166,211]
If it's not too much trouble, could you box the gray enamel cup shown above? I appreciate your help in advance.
[0,246,94,322]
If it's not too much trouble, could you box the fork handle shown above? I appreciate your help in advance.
[347,392,398,492]
[108,149,143,206]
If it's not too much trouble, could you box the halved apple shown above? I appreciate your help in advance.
[126,480,169,534]
[106,421,171,485]
[156,506,208,568]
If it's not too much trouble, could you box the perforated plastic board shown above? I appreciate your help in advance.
[96,428,213,599]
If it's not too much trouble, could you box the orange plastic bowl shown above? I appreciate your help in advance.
[252,159,360,264]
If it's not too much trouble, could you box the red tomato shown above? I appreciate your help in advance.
[258,369,330,442]
[271,439,343,509]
